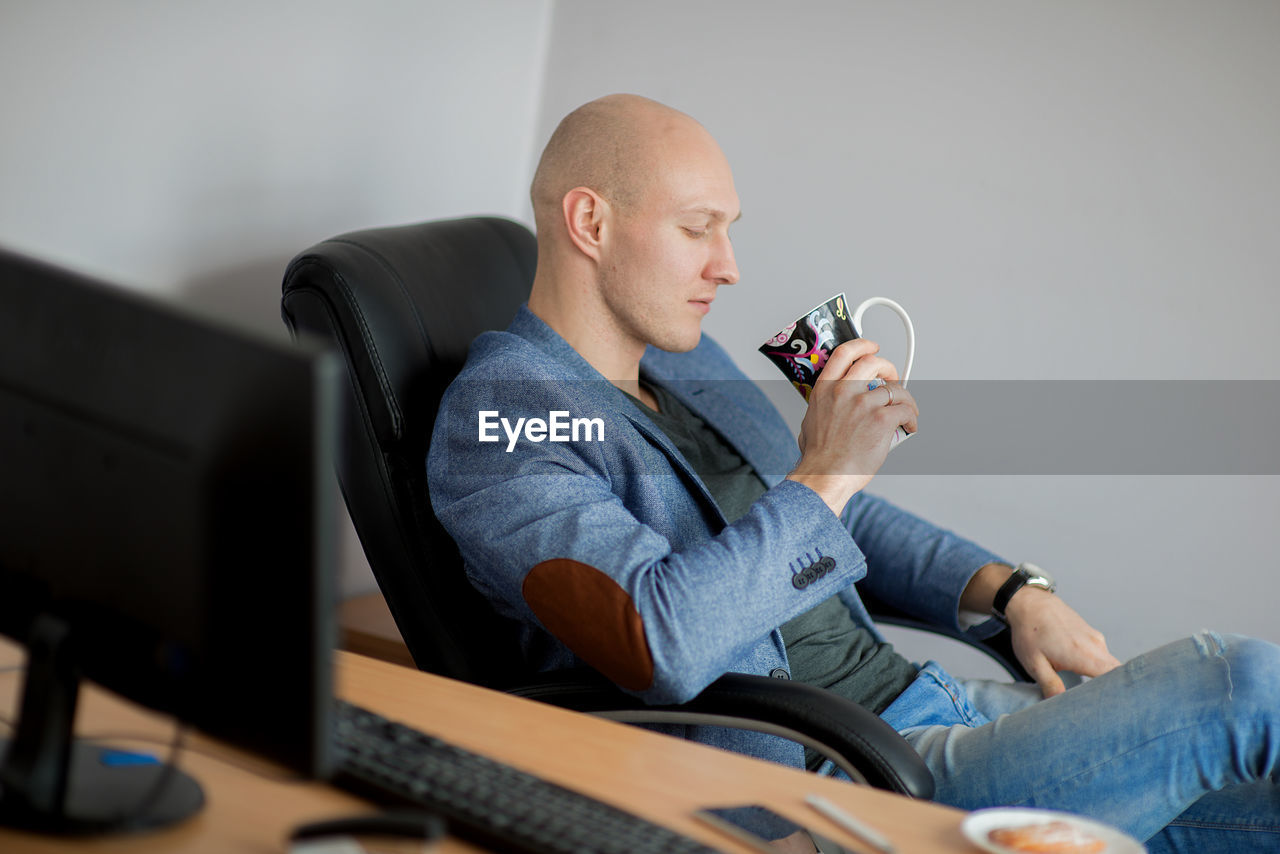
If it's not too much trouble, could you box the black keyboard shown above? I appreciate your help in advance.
[329,700,721,854]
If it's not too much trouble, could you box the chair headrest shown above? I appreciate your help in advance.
[282,216,536,451]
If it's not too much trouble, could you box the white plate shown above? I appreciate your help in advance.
[962,808,1146,854]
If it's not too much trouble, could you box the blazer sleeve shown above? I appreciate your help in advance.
[843,490,1008,638]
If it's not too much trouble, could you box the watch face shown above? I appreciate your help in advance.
[1020,563,1055,591]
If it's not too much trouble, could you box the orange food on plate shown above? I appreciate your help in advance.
[988,820,1107,853]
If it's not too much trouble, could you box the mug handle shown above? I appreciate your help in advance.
[851,297,915,386]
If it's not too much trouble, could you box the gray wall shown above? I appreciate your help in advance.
[536,1,1280,666]
[4,1,1276,668]
[1,0,551,597]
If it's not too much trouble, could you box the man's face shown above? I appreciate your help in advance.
[597,126,741,354]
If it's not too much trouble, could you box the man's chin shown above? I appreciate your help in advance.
[650,330,702,354]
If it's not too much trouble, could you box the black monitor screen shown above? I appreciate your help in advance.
[0,246,337,833]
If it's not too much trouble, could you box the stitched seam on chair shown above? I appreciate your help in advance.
[293,252,405,437]
[281,283,408,530]
[328,234,437,409]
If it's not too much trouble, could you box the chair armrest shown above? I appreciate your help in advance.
[508,670,934,799]
[858,587,1031,683]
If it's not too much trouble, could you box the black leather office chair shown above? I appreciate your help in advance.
[280,216,1024,799]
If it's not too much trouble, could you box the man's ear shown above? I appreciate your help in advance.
[562,187,609,262]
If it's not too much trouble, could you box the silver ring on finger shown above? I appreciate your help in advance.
[884,384,895,406]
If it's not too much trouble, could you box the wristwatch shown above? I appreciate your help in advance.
[991,562,1056,623]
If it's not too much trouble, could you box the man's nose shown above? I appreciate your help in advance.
[708,234,739,285]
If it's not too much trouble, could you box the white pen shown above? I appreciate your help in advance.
[805,794,897,854]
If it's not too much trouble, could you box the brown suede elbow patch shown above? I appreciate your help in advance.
[522,558,655,692]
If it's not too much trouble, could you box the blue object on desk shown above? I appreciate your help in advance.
[97,749,160,767]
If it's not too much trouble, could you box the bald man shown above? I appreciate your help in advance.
[428,95,1280,852]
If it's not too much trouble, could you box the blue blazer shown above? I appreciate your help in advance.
[428,306,1003,768]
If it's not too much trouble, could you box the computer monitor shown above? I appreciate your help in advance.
[0,246,338,834]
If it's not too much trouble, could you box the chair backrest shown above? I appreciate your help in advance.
[281,216,536,687]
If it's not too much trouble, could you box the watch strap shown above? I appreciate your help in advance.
[992,563,1054,622]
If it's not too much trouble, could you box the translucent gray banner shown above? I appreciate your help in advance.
[439,379,1280,476]
[875,380,1280,475]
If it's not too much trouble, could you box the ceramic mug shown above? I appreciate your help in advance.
[759,293,915,446]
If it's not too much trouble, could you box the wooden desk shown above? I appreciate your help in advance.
[0,639,980,853]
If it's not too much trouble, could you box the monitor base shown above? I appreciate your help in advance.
[0,738,204,835]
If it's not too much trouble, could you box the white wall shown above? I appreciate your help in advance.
[536,1,1280,664]
[0,0,552,597]
[1,0,549,325]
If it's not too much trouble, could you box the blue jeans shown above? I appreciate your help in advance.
[877,631,1280,852]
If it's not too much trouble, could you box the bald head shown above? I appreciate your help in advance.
[530,94,708,230]
[525,94,741,373]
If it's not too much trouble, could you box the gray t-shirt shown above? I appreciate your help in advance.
[630,382,918,764]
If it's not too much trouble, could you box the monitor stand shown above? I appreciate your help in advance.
[0,615,204,834]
